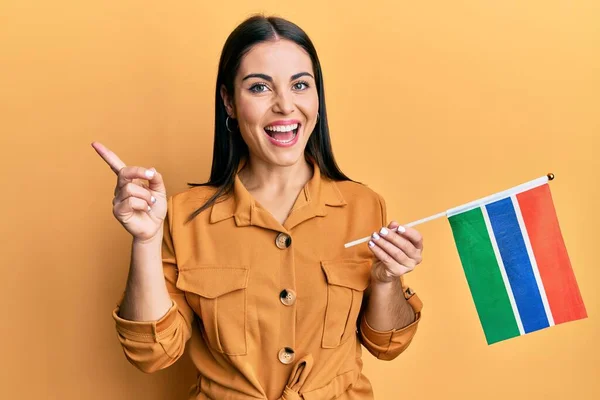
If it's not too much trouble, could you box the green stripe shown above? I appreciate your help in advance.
[449,207,520,344]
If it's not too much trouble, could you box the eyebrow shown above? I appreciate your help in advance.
[242,72,314,82]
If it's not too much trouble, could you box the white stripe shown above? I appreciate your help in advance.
[511,195,555,326]
[481,205,525,335]
[447,176,549,218]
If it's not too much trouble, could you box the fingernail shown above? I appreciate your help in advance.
[368,240,375,248]
[379,227,389,236]
[147,205,152,212]
[396,225,406,233]
[151,196,156,204]
[372,232,380,241]
[145,169,155,179]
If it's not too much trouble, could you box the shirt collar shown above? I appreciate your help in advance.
[209,158,347,231]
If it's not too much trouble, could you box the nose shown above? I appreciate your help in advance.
[272,90,294,115]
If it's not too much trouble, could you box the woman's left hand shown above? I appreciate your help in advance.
[368,220,424,283]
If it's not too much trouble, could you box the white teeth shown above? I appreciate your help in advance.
[264,123,298,132]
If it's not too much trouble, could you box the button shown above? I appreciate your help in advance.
[275,232,292,249]
[278,347,295,364]
[279,289,296,306]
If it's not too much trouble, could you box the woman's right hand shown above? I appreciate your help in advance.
[92,142,167,242]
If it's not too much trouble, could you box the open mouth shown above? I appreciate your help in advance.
[264,123,300,144]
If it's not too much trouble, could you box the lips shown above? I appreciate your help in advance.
[263,121,302,147]
[264,121,301,144]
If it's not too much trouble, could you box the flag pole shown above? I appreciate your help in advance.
[343,173,555,249]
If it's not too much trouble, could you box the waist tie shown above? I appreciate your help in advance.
[277,354,314,400]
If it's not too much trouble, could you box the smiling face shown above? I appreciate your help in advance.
[221,39,319,167]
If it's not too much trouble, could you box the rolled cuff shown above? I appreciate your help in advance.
[360,292,423,361]
[112,300,179,343]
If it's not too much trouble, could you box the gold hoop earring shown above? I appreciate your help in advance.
[226,116,236,133]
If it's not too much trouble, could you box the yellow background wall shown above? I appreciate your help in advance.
[1,1,598,399]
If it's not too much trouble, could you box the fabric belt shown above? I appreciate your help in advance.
[277,354,314,400]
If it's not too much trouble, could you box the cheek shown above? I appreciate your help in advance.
[298,93,319,117]
[235,99,265,146]
[235,93,268,126]
[298,94,319,132]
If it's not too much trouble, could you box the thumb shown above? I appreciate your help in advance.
[387,220,400,230]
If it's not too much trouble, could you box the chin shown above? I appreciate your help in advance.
[264,148,309,166]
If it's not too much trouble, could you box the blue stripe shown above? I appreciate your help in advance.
[485,198,549,333]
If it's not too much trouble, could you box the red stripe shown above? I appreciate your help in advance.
[516,184,587,324]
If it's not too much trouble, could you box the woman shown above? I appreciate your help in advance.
[93,15,423,400]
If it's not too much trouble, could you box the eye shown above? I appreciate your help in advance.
[249,83,269,93]
[293,81,310,91]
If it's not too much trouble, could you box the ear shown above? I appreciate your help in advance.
[220,85,236,118]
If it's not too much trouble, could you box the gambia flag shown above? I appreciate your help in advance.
[448,177,587,344]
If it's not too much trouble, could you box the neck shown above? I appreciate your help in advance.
[238,156,314,194]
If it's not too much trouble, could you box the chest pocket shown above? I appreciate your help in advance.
[176,265,249,356]
[320,259,372,349]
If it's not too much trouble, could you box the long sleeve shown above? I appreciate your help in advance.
[358,192,423,361]
[112,196,195,373]
[359,284,422,360]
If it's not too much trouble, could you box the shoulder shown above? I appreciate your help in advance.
[334,180,385,207]
[332,180,386,224]
[167,185,220,217]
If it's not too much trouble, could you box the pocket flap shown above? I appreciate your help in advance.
[176,266,249,298]
[320,259,371,291]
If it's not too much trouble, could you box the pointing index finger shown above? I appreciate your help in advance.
[91,141,126,175]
